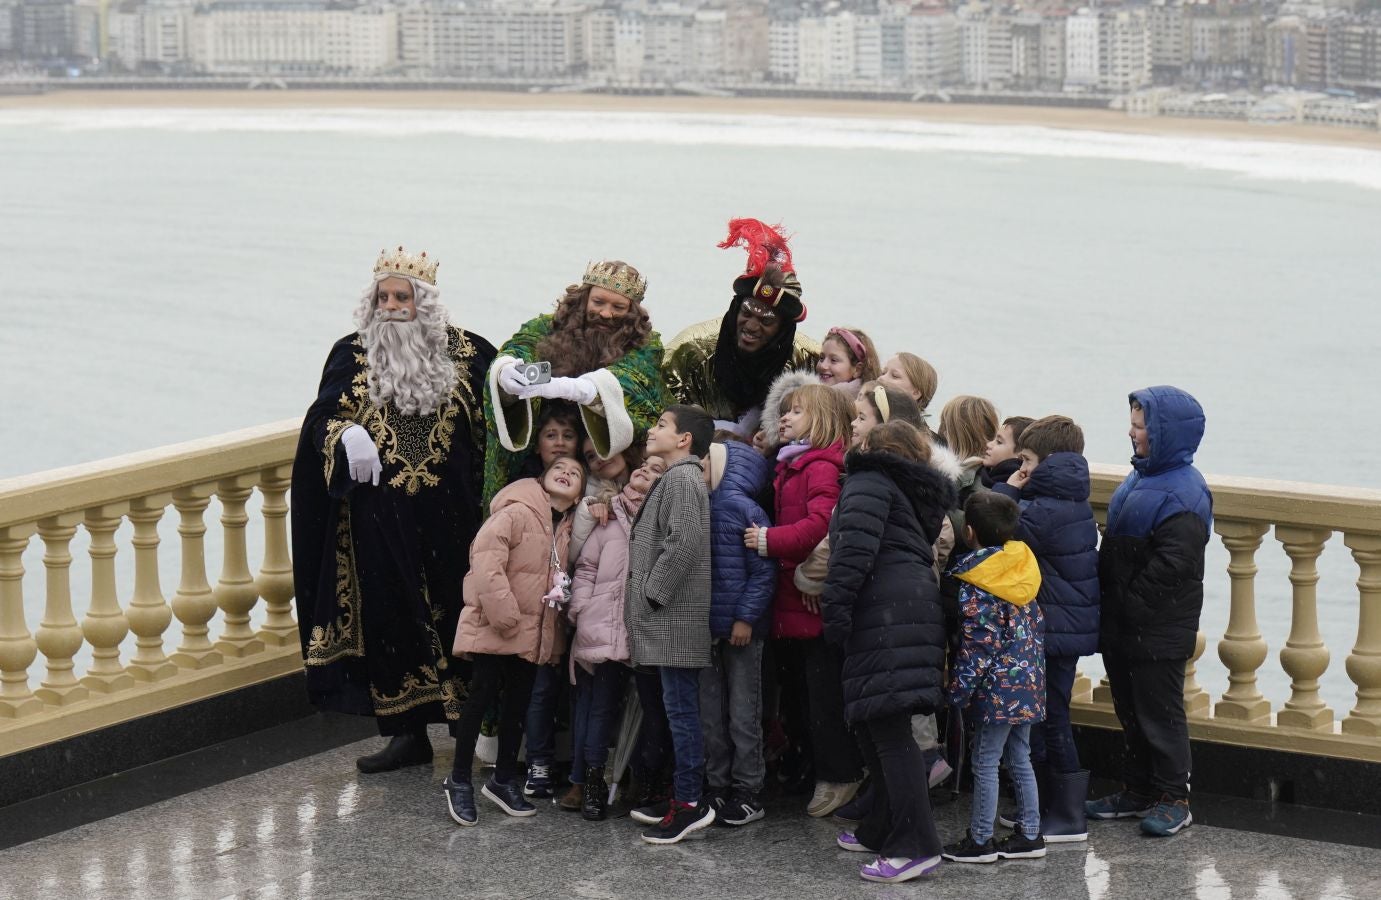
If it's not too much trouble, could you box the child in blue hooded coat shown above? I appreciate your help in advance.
[699,437,777,825]
[1087,386,1212,839]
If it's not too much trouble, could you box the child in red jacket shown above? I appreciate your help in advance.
[744,381,862,817]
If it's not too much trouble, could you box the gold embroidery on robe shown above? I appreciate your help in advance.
[305,502,365,666]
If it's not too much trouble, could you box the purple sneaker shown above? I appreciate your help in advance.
[860,855,942,884]
[836,831,875,853]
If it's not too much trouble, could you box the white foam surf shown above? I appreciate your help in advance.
[4,106,1380,191]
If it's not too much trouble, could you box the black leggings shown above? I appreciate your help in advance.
[452,653,537,784]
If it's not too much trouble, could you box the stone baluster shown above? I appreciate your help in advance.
[1184,631,1209,717]
[1342,532,1381,736]
[1071,668,1094,705]
[126,497,177,681]
[81,506,134,694]
[213,477,265,658]
[171,486,223,670]
[1213,520,1271,724]
[34,514,88,706]
[1091,676,1114,706]
[1276,526,1334,730]
[255,466,297,646]
[0,524,42,717]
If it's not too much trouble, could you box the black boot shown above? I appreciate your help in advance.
[356,730,432,774]
[1041,769,1090,843]
[582,766,608,821]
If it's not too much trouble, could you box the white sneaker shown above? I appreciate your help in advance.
[808,781,860,818]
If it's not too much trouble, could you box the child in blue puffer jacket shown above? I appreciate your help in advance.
[993,415,1099,843]
[699,436,777,826]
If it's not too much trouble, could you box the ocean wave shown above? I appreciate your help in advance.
[4,106,1381,191]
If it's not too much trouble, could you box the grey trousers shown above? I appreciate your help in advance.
[699,637,766,794]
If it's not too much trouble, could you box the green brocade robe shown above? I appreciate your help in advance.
[482,314,673,508]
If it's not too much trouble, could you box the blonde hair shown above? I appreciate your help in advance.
[939,395,999,461]
[891,352,939,410]
[823,327,881,383]
[783,383,853,449]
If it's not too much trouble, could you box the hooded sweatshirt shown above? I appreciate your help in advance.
[947,542,1046,724]
[1099,386,1213,661]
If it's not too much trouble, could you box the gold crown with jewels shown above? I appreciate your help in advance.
[374,246,439,285]
[581,260,647,303]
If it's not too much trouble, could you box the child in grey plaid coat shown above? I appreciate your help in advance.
[624,405,715,845]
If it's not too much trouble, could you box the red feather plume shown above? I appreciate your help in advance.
[717,218,794,277]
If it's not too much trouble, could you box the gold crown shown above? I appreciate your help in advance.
[581,260,647,303]
[374,245,439,285]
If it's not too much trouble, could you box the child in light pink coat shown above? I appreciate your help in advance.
[564,454,666,820]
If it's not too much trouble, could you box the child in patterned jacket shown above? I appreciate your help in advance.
[942,492,1047,865]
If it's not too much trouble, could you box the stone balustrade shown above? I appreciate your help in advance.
[1074,464,1381,762]
[0,421,300,756]
[2,426,1380,765]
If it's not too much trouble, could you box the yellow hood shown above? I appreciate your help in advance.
[953,541,1042,606]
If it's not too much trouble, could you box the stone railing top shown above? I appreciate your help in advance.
[1088,462,1381,534]
[0,419,301,531]
[2,426,1379,535]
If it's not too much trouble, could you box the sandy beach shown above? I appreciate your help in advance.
[4,89,1381,150]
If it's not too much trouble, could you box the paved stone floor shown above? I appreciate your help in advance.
[2,724,1378,900]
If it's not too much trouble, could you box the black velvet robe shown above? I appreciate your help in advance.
[291,326,496,733]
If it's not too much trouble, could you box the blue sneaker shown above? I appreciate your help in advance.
[483,776,537,817]
[1086,790,1155,820]
[523,761,553,798]
[1140,796,1193,836]
[442,776,477,826]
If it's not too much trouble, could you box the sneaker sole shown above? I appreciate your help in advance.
[941,851,1000,864]
[639,807,717,844]
[860,855,942,883]
[1143,812,1192,837]
[629,809,667,826]
[1043,832,1088,844]
[997,847,1047,859]
[482,785,537,817]
[808,786,860,818]
[722,809,765,826]
[836,836,875,853]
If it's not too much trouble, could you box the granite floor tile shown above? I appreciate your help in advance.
[3,729,1377,900]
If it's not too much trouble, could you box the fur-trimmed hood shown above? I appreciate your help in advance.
[760,369,820,446]
[926,438,964,485]
[844,449,957,545]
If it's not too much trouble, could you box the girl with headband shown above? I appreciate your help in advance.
[816,327,881,399]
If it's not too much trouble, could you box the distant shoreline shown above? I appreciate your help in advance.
[4,89,1381,151]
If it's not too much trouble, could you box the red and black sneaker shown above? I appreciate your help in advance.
[639,799,716,844]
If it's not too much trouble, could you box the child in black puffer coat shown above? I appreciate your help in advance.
[821,420,956,886]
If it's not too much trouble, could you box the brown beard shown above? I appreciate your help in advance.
[535,284,652,376]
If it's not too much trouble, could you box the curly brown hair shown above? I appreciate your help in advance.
[535,262,653,377]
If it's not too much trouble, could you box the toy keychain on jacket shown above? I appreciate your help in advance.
[544,542,571,609]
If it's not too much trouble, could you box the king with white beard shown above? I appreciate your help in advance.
[292,247,497,774]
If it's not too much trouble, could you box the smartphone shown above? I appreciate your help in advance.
[521,361,553,385]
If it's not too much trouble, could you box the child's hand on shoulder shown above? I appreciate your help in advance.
[586,499,609,526]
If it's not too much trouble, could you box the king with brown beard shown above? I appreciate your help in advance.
[291,246,496,774]
[482,260,672,507]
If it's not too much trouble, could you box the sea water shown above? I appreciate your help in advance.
[1,106,1379,715]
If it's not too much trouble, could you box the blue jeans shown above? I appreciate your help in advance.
[1031,655,1081,774]
[699,638,765,793]
[658,666,705,804]
[523,663,562,765]
[570,662,629,784]
[971,721,1039,843]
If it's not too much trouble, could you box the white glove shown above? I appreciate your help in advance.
[497,361,530,397]
[518,375,598,406]
[340,424,381,486]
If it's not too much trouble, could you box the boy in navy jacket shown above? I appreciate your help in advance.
[994,415,1099,843]
[699,437,777,825]
[1086,387,1211,838]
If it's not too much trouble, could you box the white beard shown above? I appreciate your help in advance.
[360,312,457,416]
